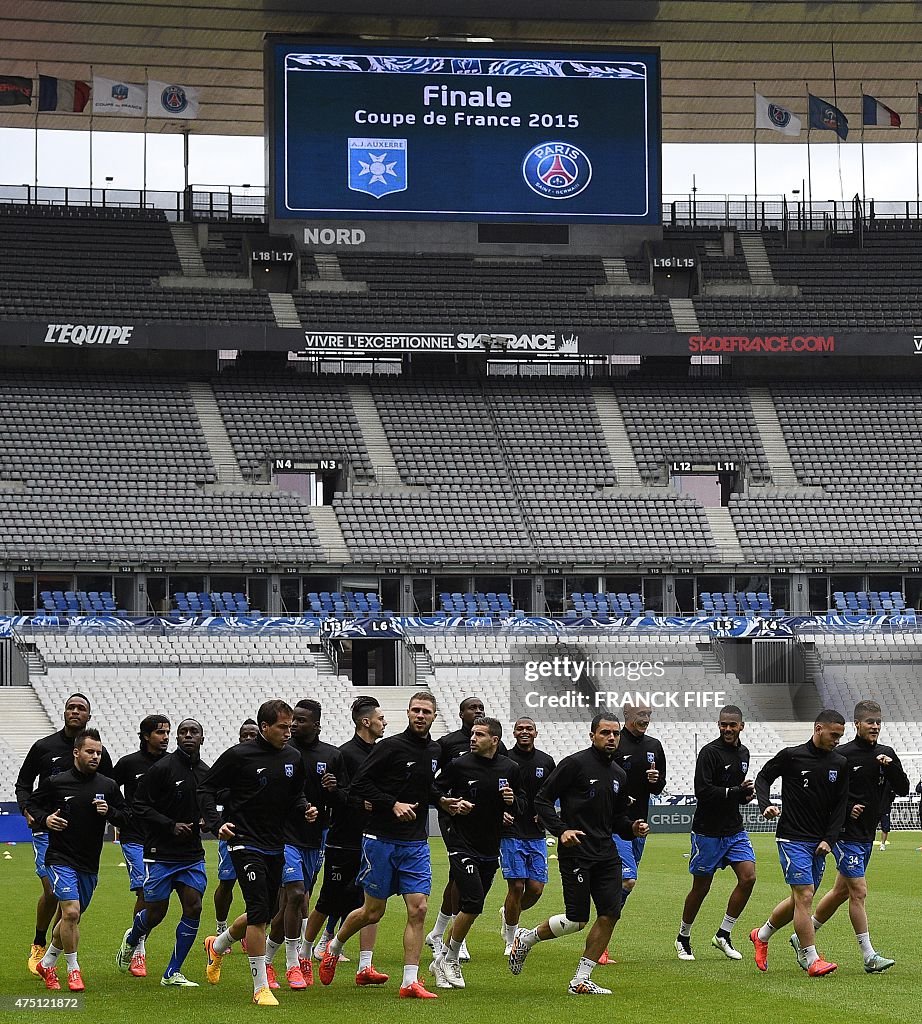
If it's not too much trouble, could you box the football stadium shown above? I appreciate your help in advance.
[1,1,921,1020]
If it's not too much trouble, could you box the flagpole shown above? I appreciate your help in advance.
[806,83,813,222]
[143,67,149,201]
[89,65,94,195]
[33,61,39,192]
[752,82,758,227]
[916,82,920,221]
[860,84,866,204]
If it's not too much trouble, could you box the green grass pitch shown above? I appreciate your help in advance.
[1,833,920,1023]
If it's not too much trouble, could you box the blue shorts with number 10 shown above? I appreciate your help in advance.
[357,836,431,898]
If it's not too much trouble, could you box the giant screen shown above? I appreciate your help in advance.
[268,39,660,224]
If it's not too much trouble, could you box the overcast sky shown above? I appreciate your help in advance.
[1,127,920,205]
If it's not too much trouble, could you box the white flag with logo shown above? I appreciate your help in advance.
[755,93,801,136]
[92,77,145,116]
[147,80,199,119]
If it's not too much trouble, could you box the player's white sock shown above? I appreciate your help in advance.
[265,937,281,964]
[401,965,418,987]
[429,911,453,941]
[548,915,582,938]
[856,932,875,959]
[575,956,596,981]
[328,937,344,958]
[285,937,301,970]
[250,955,268,993]
[358,950,373,971]
[811,916,823,932]
[216,920,228,936]
[41,944,62,968]
[298,938,314,962]
[719,914,738,934]
[64,952,79,972]
[137,935,146,954]
[679,921,692,938]
[447,938,463,961]
[503,920,516,942]
[803,945,819,967]
[214,929,234,954]
[757,921,777,942]
[300,919,308,941]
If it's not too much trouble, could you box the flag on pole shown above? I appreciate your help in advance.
[92,76,145,116]
[147,80,199,119]
[38,76,91,113]
[808,93,849,140]
[0,75,33,106]
[862,94,901,127]
[755,93,802,135]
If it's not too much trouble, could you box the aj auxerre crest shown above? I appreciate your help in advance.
[348,138,407,199]
[535,767,545,779]
[828,769,838,782]
[284,763,294,778]
[431,759,438,773]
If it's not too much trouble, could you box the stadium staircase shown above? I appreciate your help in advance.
[268,293,302,328]
[738,232,775,285]
[348,384,404,487]
[187,382,244,484]
[309,506,351,563]
[169,223,208,277]
[592,388,642,486]
[313,252,344,282]
[702,506,745,562]
[669,297,700,332]
[601,257,633,285]
[0,686,54,757]
[746,388,799,486]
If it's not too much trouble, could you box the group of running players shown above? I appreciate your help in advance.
[14,689,908,1002]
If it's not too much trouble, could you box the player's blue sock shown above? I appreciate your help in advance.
[127,909,149,947]
[164,916,199,977]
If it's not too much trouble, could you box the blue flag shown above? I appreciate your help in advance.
[809,93,848,140]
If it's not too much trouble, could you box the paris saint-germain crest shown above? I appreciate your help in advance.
[161,85,189,114]
[522,141,592,200]
[348,138,407,199]
[828,770,838,782]
[768,104,791,129]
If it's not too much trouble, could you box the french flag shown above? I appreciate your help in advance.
[38,75,91,113]
[862,93,901,127]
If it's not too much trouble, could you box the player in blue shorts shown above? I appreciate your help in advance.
[318,692,460,999]
[500,718,556,954]
[752,710,848,977]
[791,700,908,974]
[116,719,210,986]
[27,729,128,992]
[676,705,756,961]
[212,719,258,939]
[111,714,171,977]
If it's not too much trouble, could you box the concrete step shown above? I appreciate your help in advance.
[169,223,207,277]
[268,293,302,329]
[0,687,55,754]
[187,382,244,484]
[601,257,633,285]
[348,384,401,482]
[669,297,700,332]
[739,232,775,285]
[314,253,344,282]
[592,387,642,486]
[702,505,745,563]
[747,386,798,486]
[309,505,351,563]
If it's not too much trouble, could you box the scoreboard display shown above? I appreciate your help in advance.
[267,39,660,224]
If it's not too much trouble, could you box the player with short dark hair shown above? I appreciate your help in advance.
[430,717,522,990]
[318,692,460,999]
[115,719,210,986]
[199,699,316,1006]
[212,719,258,938]
[509,712,650,996]
[751,709,848,977]
[16,693,114,976]
[27,729,129,993]
[675,705,756,962]
[264,698,346,990]
[789,700,908,974]
[300,695,388,985]
[499,717,556,955]
[110,713,171,977]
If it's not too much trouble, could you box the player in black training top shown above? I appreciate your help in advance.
[27,728,129,993]
[199,699,315,1007]
[16,693,113,976]
[429,717,522,991]
[301,695,389,985]
[426,694,506,960]
[751,709,848,977]
[675,705,756,962]
[265,698,347,991]
[317,691,460,999]
[110,713,171,977]
[793,700,909,975]
[499,717,556,955]
[114,718,210,987]
[509,712,650,997]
